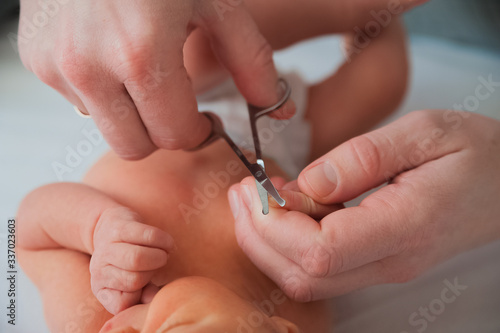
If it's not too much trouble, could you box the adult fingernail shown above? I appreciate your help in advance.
[303,161,337,198]
[228,189,240,219]
[241,185,253,208]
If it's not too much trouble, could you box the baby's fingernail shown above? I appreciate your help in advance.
[303,161,337,198]
[241,185,253,208]
[228,189,240,219]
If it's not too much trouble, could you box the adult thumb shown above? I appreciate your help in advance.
[200,1,295,118]
[297,110,464,204]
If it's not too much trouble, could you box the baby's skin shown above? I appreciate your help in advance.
[18,142,332,332]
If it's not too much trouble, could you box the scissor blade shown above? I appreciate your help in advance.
[247,163,286,208]
[216,126,285,212]
[256,159,269,214]
[260,177,285,207]
[256,181,269,214]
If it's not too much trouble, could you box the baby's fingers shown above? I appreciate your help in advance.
[118,222,175,253]
[106,243,168,271]
[95,288,142,315]
[270,190,343,219]
[94,265,155,293]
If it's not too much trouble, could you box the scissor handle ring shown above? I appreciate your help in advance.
[247,78,291,119]
[185,111,224,151]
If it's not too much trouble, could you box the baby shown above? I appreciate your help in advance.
[17,1,408,332]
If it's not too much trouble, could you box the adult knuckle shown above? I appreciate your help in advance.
[56,46,94,93]
[250,39,274,70]
[301,243,334,278]
[407,109,442,130]
[117,41,154,82]
[346,134,382,179]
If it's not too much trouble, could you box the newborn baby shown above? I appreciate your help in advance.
[18,140,331,332]
[17,1,409,331]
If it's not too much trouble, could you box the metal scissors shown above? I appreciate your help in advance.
[190,79,291,214]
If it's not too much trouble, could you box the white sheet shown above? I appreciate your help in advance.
[1,16,499,333]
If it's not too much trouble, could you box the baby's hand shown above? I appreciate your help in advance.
[90,207,175,314]
[267,178,344,220]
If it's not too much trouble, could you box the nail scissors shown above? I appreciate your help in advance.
[190,79,291,214]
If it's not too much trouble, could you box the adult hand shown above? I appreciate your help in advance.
[228,110,500,301]
[18,0,288,158]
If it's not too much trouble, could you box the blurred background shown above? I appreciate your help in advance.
[1,1,499,332]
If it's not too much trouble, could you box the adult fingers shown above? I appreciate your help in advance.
[77,89,157,160]
[298,110,468,204]
[58,55,158,160]
[119,43,212,151]
[269,189,344,220]
[237,174,419,278]
[201,3,295,119]
[235,178,332,278]
[229,184,312,301]
[93,7,212,152]
[229,183,389,301]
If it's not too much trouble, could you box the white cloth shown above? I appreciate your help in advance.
[196,72,311,178]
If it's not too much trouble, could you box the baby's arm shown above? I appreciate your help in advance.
[18,244,112,332]
[306,18,408,160]
[18,182,121,254]
[17,183,174,328]
[17,183,119,331]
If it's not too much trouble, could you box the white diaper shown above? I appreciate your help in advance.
[196,72,311,178]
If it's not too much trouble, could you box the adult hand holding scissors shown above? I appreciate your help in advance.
[18,0,289,158]
[229,110,500,301]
